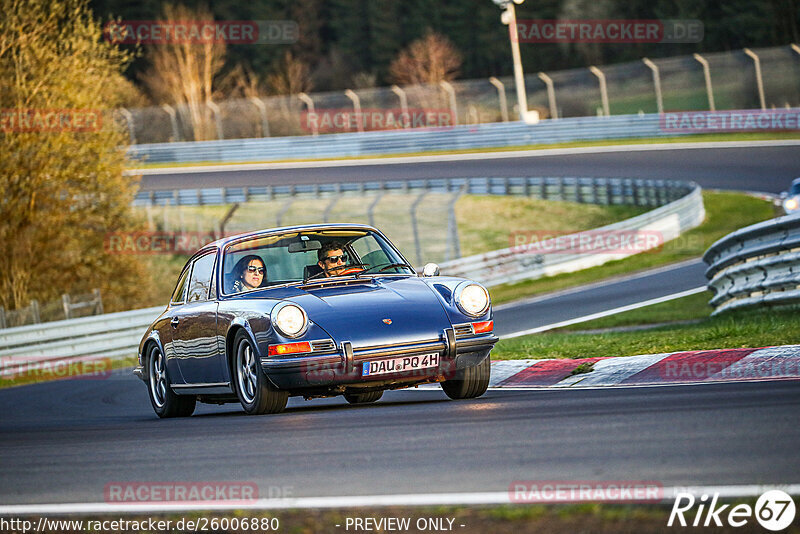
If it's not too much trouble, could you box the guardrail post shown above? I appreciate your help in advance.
[642,58,664,114]
[249,97,271,137]
[537,72,558,119]
[161,104,181,142]
[344,89,363,133]
[206,100,224,140]
[390,85,410,128]
[298,93,318,136]
[488,77,509,122]
[589,66,610,117]
[693,54,716,111]
[440,81,458,126]
[410,192,428,266]
[743,48,767,110]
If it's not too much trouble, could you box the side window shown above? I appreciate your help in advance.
[186,253,216,303]
[171,267,191,304]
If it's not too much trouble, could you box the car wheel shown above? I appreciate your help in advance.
[147,344,196,418]
[441,355,491,400]
[233,330,288,415]
[344,390,383,404]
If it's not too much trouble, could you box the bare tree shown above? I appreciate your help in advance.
[141,3,226,141]
[266,51,313,95]
[389,30,462,86]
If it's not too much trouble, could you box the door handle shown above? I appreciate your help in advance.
[170,316,179,328]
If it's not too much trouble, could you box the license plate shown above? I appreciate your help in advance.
[362,353,440,377]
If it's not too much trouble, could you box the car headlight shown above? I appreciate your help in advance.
[454,282,490,317]
[271,302,308,338]
[784,197,799,212]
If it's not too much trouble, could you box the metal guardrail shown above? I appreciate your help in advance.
[703,213,800,314]
[128,114,691,165]
[134,175,690,207]
[441,182,704,287]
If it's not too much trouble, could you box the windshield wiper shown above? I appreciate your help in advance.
[355,263,414,277]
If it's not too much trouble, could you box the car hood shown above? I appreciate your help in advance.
[283,277,451,348]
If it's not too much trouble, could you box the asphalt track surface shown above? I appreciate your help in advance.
[493,259,708,337]
[0,375,798,505]
[137,143,800,194]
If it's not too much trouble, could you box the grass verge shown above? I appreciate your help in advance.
[489,191,778,305]
[493,306,800,361]
[0,356,138,390]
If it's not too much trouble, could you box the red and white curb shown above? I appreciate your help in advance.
[489,345,800,388]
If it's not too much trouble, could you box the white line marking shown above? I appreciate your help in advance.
[127,139,800,176]
[3,485,798,514]
[500,286,708,339]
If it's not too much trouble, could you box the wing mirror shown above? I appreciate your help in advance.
[421,263,440,277]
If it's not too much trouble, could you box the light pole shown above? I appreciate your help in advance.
[492,0,538,124]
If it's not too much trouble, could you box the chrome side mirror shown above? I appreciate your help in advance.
[422,263,440,277]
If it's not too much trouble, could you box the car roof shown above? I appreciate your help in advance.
[198,223,380,254]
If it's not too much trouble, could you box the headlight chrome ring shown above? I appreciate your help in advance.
[271,301,309,338]
[454,282,490,317]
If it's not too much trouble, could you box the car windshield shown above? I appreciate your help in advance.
[222,228,414,293]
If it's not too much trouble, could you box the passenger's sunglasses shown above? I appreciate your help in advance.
[246,266,265,274]
[324,254,348,264]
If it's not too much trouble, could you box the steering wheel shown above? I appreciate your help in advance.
[339,267,364,275]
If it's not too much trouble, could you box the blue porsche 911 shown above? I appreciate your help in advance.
[134,224,498,417]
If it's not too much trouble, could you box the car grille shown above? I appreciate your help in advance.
[311,339,336,352]
[453,323,474,338]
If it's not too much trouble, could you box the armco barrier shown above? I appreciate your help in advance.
[703,213,800,315]
[441,182,704,286]
[128,114,694,164]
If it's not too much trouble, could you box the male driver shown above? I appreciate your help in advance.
[317,241,349,277]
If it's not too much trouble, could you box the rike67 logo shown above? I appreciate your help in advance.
[668,490,796,531]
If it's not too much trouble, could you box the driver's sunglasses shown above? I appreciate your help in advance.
[246,266,265,274]
[324,254,348,264]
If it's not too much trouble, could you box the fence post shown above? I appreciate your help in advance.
[62,293,71,320]
[440,81,458,126]
[344,89,363,133]
[537,72,558,119]
[488,77,509,122]
[161,104,181,142]
[589,66,610,117]
[693,54,716,111]
[390,85,410,128]
[642,58,664,114]
[367,193,384,228]
[117,108,136,144]
[410,192,428,266]
[93,288,104,315]
[206,100,224,140]
[323,192,341,223]
[445,186,465,261]
[276,198,294,227]
[249,97,271,137]
[30,300,40,324]
[298,93,318,136]
[743,48,767,110]
[0,307,6,329]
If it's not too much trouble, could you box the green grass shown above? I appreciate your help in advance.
[489,191,778,305]
[129,131,800,169]
[493,307,800,361]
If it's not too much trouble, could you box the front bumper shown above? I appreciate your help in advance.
[261,328,498,390]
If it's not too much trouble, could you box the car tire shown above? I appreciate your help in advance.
[441,355,491,400]
[343,390,383,404]
[147,344,196,418]
[232,330,288,415]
